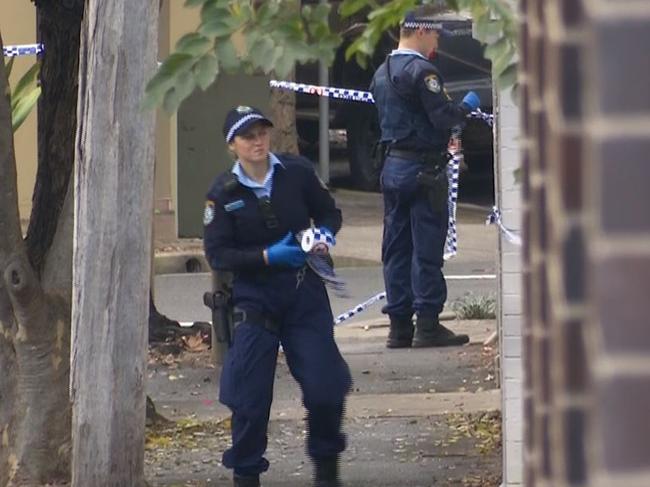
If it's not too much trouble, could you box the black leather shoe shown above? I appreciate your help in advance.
[314,456,343,487]
[234,474,260,487]
[386,315,414,348]
[412,316,469,348]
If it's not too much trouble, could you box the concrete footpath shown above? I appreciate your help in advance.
[146,188,501,486]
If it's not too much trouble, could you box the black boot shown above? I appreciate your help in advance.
[412,315,469,347]
[314,456,342,487]
[234,474,260,487]
[386,315,414,348]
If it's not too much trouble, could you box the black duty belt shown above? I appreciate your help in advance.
[232,307,280,335]
[386,148,449,166]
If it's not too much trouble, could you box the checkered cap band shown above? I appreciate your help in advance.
[401,21,444,30]
[226,113,265,143]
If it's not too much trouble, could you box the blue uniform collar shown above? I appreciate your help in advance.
[231,152,284,197]
[389,48,428,60]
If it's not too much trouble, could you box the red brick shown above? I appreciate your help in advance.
[597,376,650,471]
[599,139,650,233]
[594,256,650,352]
[593,18,650,115]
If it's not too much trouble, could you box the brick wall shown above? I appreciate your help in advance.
[519,0,650,485]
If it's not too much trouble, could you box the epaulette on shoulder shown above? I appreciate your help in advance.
[209,171,239,198]
[222,173,239,194]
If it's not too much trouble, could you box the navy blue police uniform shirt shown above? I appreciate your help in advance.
[203,153,342,273]
[370,50,469,152]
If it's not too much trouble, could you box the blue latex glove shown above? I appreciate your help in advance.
[461,91,480,111]
[266,232,307,268]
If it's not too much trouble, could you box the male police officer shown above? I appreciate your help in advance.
[370,6,480,349]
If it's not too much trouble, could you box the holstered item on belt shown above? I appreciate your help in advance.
[232,308,280,336]
[203,289,233,346]
[416,164,449,212]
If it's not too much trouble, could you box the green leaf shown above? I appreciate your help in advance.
[496,62,517,89]
[162,87,183,113]
[339,0,369,18]
[5,57,14,78]
[249,36,277,73]
[175,70,197,103]
[11,62,40,109]
[144,53,194,108]
[491,41,515,78]
[12,86,40,131]
[193,53,219,90]
[175,32,211,56]
[311,3,331,23]
[199,17,238,38]
[215,38,240,73]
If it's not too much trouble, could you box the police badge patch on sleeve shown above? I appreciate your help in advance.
[203,201,215,225]
[424,74,441,93]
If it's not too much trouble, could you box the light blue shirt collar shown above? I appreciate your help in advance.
[231,152,284,198]
[389,48,428,60]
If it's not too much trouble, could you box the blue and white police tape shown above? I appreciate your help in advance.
[269,79,495,125]
[2,43,44,57]
[300,226,335,252]
[444,127,462,260]
[486,206,522,246]
[297,228,348,297]
[334,291,386,325]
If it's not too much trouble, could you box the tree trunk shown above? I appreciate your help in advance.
[270,72,299,154]
[1,5,80,479]
[26,1,84,276]
[70,1,159,486]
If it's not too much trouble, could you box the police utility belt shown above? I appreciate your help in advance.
[386,147,449,168]
[386,147,450,212]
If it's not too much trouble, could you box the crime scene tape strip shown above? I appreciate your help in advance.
[269,79,495,260]
[486,206,522,246]
[334,292,386,325]
[3,43,44,57]
[444,127,462,259]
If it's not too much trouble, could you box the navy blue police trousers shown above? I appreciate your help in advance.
[380,156,449,319]
[219,269,351,476]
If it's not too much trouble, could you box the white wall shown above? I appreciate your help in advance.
[495,85,524,485]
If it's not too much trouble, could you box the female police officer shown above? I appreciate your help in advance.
[203,106,351,487]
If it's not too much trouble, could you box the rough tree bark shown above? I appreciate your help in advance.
[70,1,159,485]
[0,1,83,484]
[270,69,299,155]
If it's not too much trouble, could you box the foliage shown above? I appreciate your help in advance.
[147,0,518,114]
[4,57,41,132]
[145,0,340,112]
[452,293,497,320]
[339,0,518,88]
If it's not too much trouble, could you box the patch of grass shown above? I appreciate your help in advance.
[452,293,497,320]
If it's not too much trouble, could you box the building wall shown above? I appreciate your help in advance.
[494,1,524,484]
[496,83,524,486]
[2,1,199,240]
[1,3,38,224]
[520,1,650,485]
